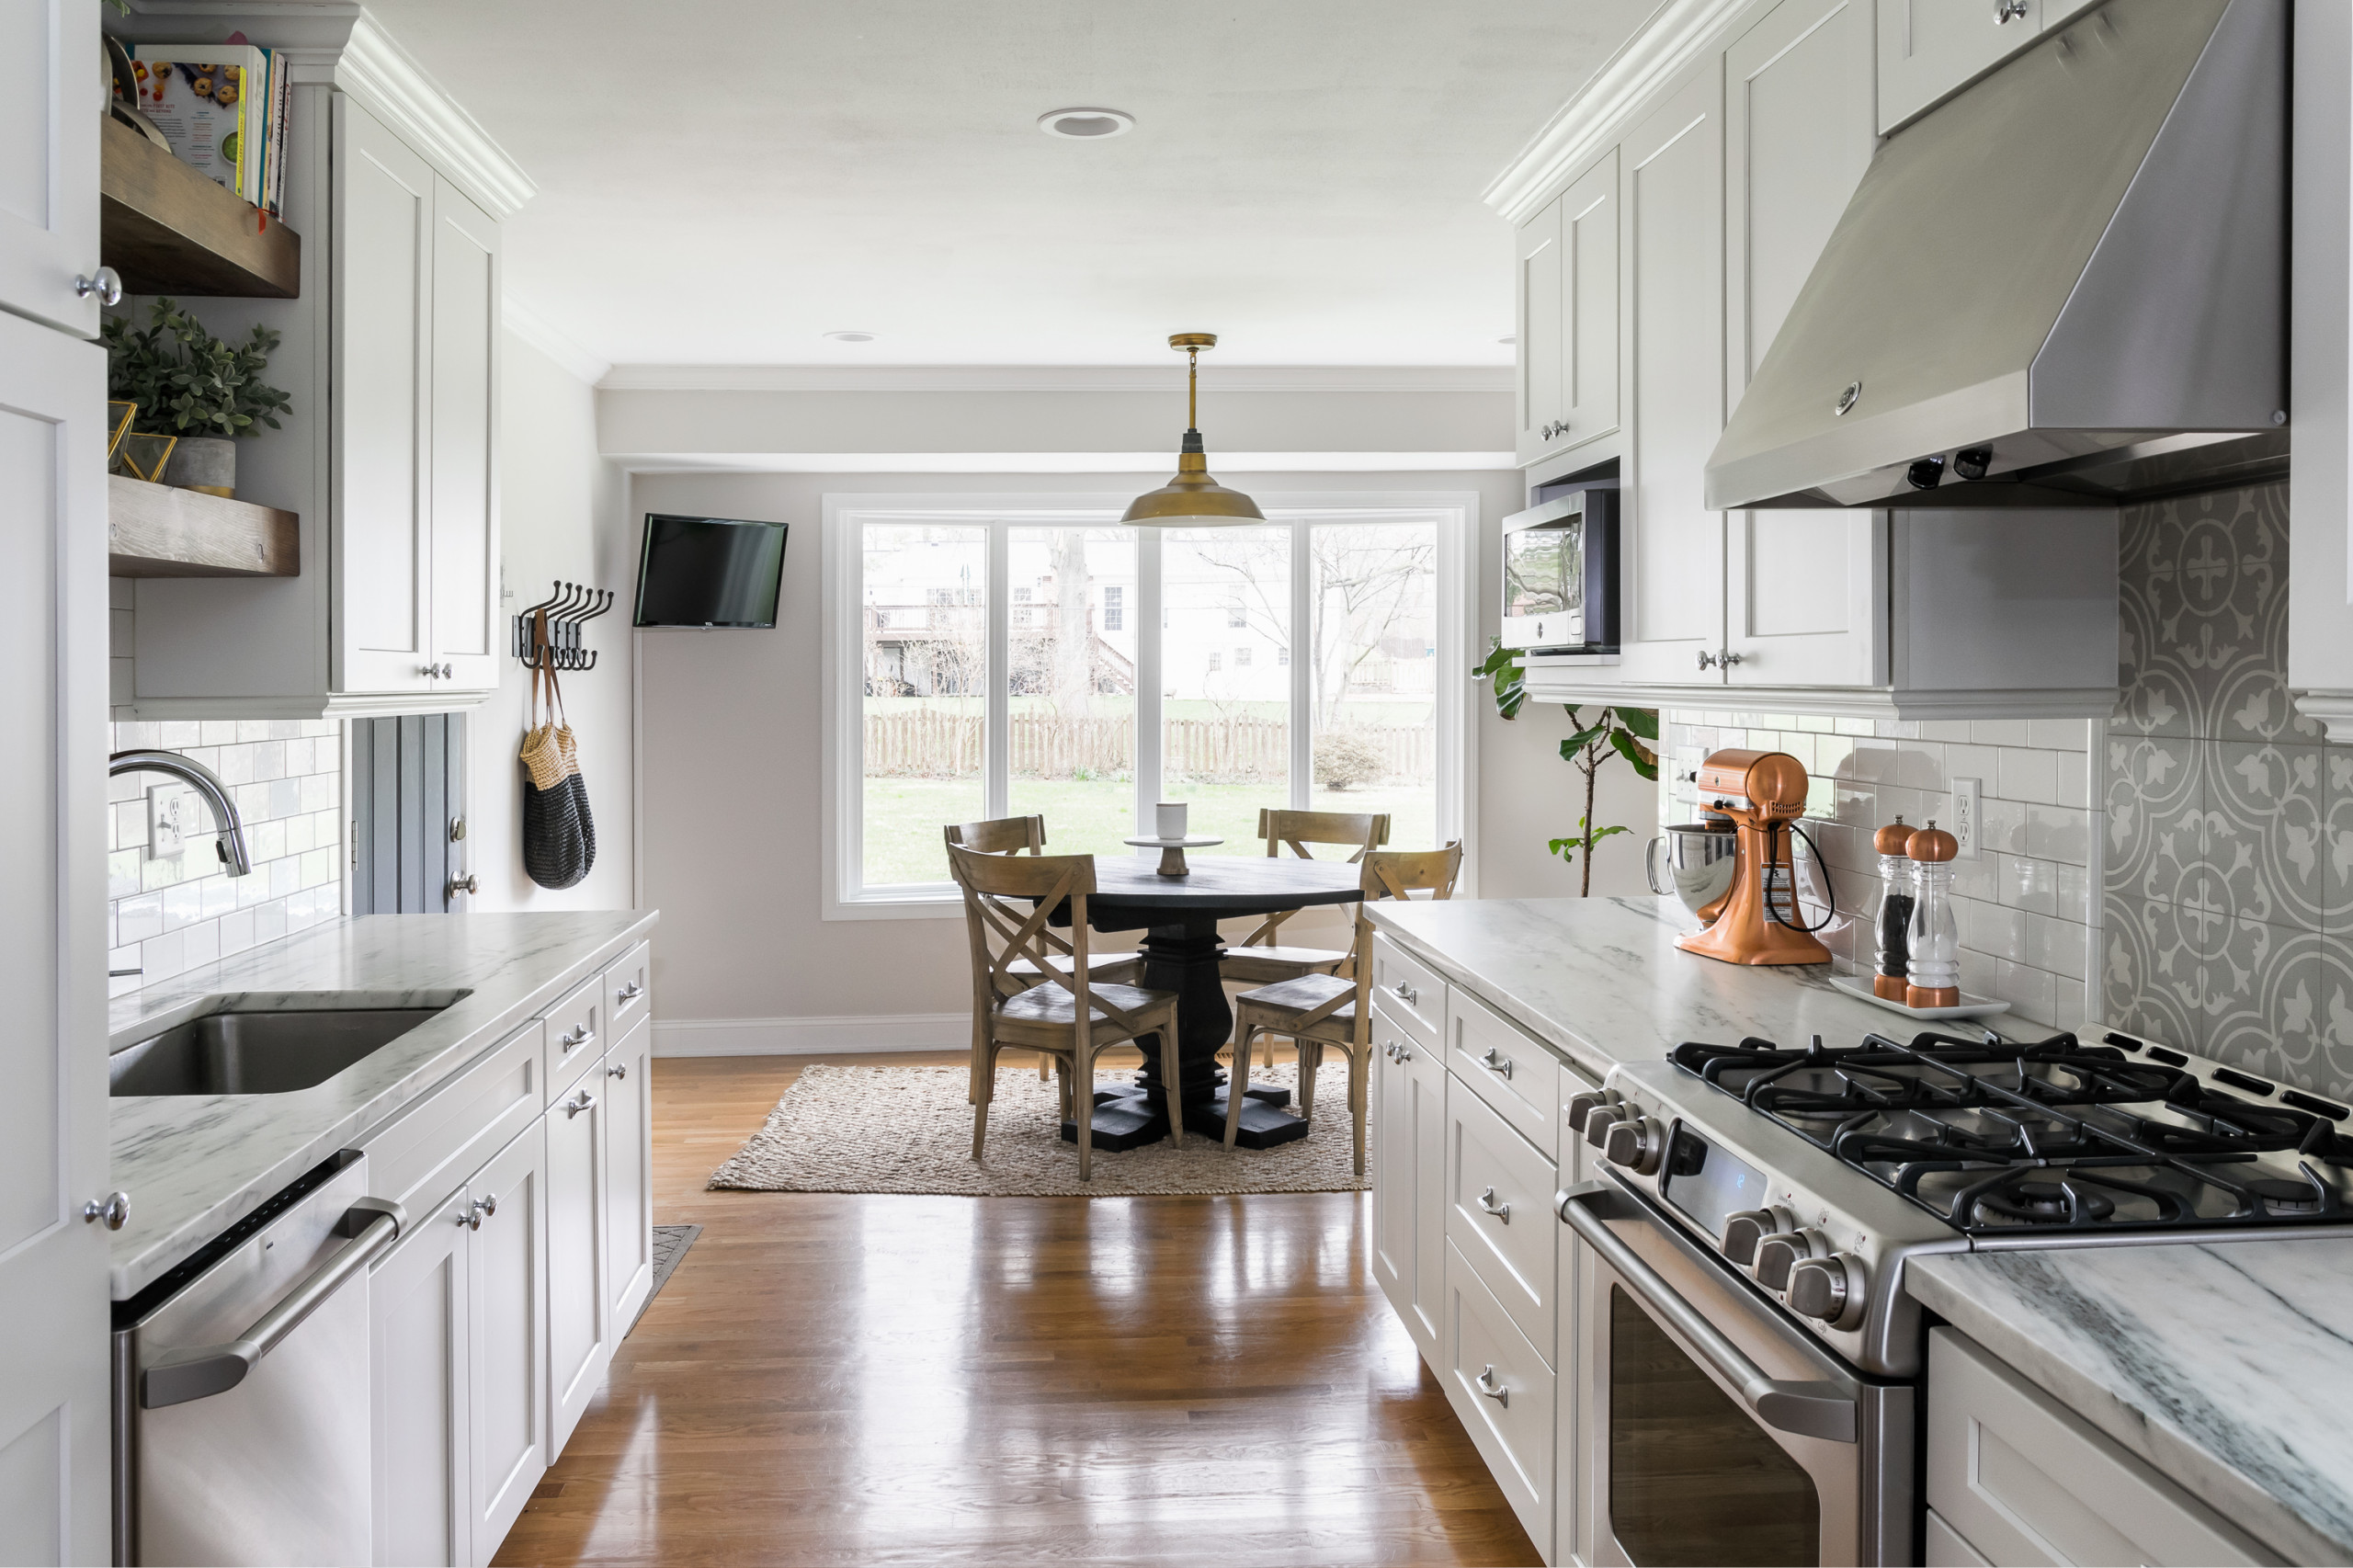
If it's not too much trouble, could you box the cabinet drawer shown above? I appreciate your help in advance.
[361,1019,543,1219]
[1927,1328,2272,1566]
[1926,1508,1992,1568]
[1368,934,1443,1046]
[1443,1238,1554,1548]
[1447,985,1562,1157]
[543,973,605,1105]
[604,940,650,1037]
[1444,1078,1557,1361]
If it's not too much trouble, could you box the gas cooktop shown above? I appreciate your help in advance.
[1667,1029,2353,1235]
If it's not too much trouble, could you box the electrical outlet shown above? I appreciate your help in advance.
[146,784,192,860]
[1951,777,1982,859]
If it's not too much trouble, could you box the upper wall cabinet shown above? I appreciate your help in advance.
[2291,0,2353,743]
[119,16,530,720]
[1875,0,2096,133]
[0,0,103,338]
[1514,153,1619,468]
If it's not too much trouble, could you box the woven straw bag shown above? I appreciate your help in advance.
[519,611,596,889]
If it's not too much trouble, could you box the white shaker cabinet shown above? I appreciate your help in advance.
[1722,0,1886,690]
[1371,996,1449,1358]
[1616,64,1727,687]
[0,0,103,337]
[370,1187,474,1568]
[467,1125,549,1565]
[604,1016,656,1330]
[2290,0,2353,743]
[124,66,517,718]
[546,1068,613,1456]
[1514,153,1620,469]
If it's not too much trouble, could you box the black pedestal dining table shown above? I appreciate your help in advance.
[1043,855,1365,1152]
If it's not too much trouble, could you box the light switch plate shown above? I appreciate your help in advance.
[1951,777,1982,859]
[147,784,191,860]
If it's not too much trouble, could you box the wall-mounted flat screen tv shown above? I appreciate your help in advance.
[632,514,789,628]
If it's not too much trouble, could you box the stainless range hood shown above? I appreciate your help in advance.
[1705,0,2286,511]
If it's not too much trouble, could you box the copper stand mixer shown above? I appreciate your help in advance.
[1674,747,1833,966]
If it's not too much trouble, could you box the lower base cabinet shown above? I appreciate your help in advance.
[370,1189,472,1568]
[604,1017,655,1330]
[1370,1013,1448,1356]
[1442,1238,1556,1542]
[548,1067,613,1455]
[467,1124,550,1563]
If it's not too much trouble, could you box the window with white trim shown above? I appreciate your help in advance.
[823,494,1473,915]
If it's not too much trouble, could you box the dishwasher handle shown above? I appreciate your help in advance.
[1556,1182,1857,1444]
[141,1198,405,1411]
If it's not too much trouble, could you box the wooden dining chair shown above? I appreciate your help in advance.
[948,843,1184,1182]
[1223,842,1463,1176]
[1220,808,1392,1067]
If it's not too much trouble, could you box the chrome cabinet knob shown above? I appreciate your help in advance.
[1788,1253,1867,1328]
[83,1191,131,1230]
[1721,650,1745,666]
[1755,1227,1829,1290]
[1478,1046,1514,1079]
[1603,1115,1665,1174]
[1996,0,2029,20]
[1698,649,1718,670]
[1564,1091,1607,1136]
[75,267,122,306]
[608,1062,628,1080]
[459,1195,494,1230]
[1722,1207,1795,1266]
[1476,1186,1511,1222]
[475,1194,496,1221]
[1474,1365,1509,1405]
[447,873,478,897]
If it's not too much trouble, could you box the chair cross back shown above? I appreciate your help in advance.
[944,814,1048,856]
[947,845,1150,1040]
[1363,844,1461,904]
[1257,808,1390,863]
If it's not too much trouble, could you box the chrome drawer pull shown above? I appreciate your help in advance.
[608,1062,628,1080]
[1477,1187,1511,1222]
[1480,1047,1514,1079]
[561,1026,596,1053]
[617,981,643,1001]
[1392,982,1418,1005]
[1474,1366,1508,1406]
[564,1090,597,1118]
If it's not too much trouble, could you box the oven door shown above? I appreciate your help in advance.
[1558,1177,1912,1567]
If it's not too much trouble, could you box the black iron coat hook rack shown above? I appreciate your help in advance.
[513,580,614,671]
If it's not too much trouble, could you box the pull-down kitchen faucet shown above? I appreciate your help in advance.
[108,750,253,876]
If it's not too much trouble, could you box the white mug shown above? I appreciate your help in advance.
[1155,801,1188,840]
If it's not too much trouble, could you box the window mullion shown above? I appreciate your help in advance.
[1134,526,1164,845]
[1290,518,1313,811]
[985,519,1009,819]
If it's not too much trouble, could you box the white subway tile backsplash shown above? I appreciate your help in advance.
[1971,719,2034,747]
[1996,746,2062,804]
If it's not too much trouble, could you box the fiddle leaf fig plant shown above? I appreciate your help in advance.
[1477,637,1659,895]
[102,298,291,439]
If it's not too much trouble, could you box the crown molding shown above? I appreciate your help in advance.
[595,365,1515,394]
[503,293,610,385]
[1482,0,1752,224]
[118,3,535,219]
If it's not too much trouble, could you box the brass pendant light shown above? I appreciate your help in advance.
[1120,333,1267,527]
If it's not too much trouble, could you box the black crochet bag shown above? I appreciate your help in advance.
[519,614,596,889]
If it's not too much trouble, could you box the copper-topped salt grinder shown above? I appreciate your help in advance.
[1870,816,1915,1002]
[1904,821,1961,1009]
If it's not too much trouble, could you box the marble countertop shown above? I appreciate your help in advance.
[110,910,656,1301]
[1362,893,1937,1080]
[1908,1244,2353,1564]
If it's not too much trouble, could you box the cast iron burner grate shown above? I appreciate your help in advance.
[1667,1031,2350,1234]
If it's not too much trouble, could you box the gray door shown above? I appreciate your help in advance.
[352,713,467,912]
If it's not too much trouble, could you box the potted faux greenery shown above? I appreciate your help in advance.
[1476,638,1660,895]
[101,298,290,499]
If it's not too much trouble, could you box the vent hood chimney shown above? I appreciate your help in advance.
[1704,0,2285,511]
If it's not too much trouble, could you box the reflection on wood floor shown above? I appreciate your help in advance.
[494,1051,1540,1567]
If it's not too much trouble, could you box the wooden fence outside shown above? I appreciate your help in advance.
[863,712,1431,783]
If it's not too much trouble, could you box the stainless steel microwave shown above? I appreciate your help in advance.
[1501,482,1619,653]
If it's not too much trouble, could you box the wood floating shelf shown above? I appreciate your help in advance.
[99,117,301,299]
[108,475,299,578]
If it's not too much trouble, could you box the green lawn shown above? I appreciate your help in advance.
[863,778,1438,887]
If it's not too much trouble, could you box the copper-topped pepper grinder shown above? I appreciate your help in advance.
[1904,821,1961,1009]
[1871,816,1915,1002]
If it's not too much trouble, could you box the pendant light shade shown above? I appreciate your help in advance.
[1121,334,1266,528]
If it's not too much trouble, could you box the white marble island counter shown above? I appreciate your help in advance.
[109,911,655,1301]
[1907,1244,2353,1565]
[1362,893,1934,1079]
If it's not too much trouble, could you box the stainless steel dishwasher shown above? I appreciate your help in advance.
[111,1149,404,1566]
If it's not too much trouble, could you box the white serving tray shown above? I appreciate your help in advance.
[1829,972,2011,1022]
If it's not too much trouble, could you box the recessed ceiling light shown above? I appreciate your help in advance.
[1039,107,1135,140]
[823,330,878,344]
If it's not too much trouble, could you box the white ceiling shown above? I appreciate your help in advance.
[362,0,1657,369]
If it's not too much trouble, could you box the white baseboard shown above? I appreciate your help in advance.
[651,1012,968,1057]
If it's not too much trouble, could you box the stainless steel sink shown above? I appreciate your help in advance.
[110,1007,446,1096]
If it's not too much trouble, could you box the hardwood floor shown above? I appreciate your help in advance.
[495,1052,1540,1567]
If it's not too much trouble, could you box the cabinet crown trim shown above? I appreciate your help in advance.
[1483,0,1750,223]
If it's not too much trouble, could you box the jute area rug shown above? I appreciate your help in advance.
[708,1060,1370,1198]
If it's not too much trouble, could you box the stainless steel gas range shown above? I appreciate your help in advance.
[1559,1027,2353,1566]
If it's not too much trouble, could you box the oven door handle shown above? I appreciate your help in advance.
[1557,1182,1857,1444]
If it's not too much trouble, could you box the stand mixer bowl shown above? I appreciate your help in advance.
[1647,823,1739,919]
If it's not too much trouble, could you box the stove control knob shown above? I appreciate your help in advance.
[1603,1116,1666,1175]
[1583,1104,1624,1150]
[1721,1207,1796,1267]
[1565,1091,1608,1138]
[1788,1252,1867,1329]
[1754,1227,1829,1290]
